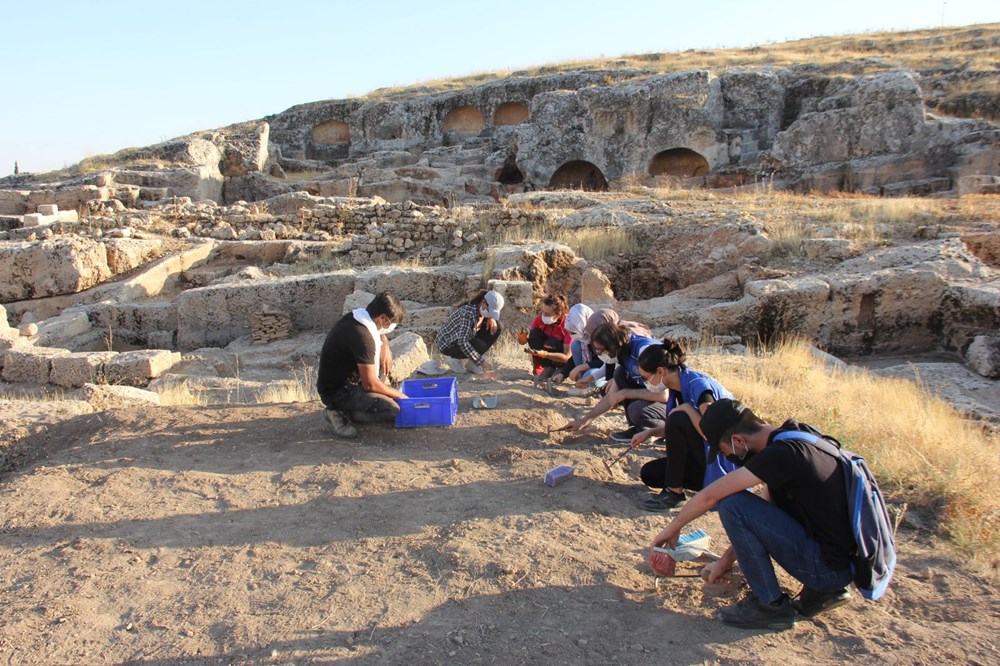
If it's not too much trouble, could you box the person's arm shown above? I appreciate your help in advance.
[357,363,407,400]
[614,386,669,404]
[651,467,762,549]
[379,334,393,378]
[702,546,737,583]
[569,378,620,429]
[631,424,665,448]
[540,342,572,365]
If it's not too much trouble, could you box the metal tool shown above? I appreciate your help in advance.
[602,445,632,472]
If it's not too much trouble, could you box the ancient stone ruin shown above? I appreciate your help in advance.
[0,28,998,424]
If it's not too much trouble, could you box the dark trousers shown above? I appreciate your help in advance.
[440,322,502,360]
[321,384,399,423]
[527,328,565,371]
[639,408,707,492]
[613,365,666,429]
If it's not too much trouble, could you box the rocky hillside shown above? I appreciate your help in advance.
[1,24,997,212]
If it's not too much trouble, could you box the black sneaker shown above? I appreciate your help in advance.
[793,586,852,618]
[716,593,797,631]
[610,426,642,443]
[639,491,687,512]
[323,409,357,439]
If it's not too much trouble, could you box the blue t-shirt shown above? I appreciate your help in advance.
[619,334,659,384]
[666,366,738,485]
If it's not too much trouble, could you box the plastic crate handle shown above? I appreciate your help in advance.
[421,383,438,389]
[414,402,431,409]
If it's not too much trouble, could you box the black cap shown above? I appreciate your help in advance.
[702,399,754,462]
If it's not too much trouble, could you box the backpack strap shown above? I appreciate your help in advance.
[772,429,842,459]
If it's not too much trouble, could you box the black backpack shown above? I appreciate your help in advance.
[773,427,897,601]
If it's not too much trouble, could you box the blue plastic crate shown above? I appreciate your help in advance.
[395,377,458,427]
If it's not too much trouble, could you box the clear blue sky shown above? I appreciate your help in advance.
[2,0,997,175]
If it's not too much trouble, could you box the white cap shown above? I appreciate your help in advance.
[483,290,504,320]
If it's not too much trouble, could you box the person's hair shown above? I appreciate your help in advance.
[719,409,767,444]
[367,292,406,323]
[590,322,631,355]
[458,289,489,308]
[541,294,568,316]
[638,337,687,373]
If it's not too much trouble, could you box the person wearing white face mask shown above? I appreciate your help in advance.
[630,339,738,511]
[435,289,504,376]
[563,321,663,442]
[316,293,408,439]
[524,294,573,384]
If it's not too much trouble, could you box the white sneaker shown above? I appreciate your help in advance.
[323,409,357,439]
[444,357,467,374]
[465,359,484,375]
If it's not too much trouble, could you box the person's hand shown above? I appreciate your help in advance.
[651,521,681,550]
[701,560,732,584]
[566,417,587,432]
[631,428,655,449]
[606,388,626,407]
[551,372,565,384]
[487,319,498,335]
[516,329,529,345]
[568,368,582,383]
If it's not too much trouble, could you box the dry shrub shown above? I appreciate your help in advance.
[693,337,1000,575]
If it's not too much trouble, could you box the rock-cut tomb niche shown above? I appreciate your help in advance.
[443,106,486,135]
[312,119,351,145]
[648,148,710,178]
[493,102,530,126]
[548,160,609,191]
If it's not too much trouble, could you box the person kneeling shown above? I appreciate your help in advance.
[651,399,856,630]
[316,293,408,438]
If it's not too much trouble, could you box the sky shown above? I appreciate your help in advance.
[2,0,997,175]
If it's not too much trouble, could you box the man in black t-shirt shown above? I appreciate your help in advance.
[316,293,408,438]
[650,399,855,631]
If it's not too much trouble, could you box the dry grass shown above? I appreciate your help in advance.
[692,337,1000,575]
[479,219,638,260]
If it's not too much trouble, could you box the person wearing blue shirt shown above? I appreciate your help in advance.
[629,339,738,511]
[565,322,665,442]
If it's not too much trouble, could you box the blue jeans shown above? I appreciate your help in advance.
[718,491,853,603]
[571,340,604,382]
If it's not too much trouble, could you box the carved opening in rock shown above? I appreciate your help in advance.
[443,106,486,135]
[858,293,876,331]
[493,102,530,126]
[311,120,351,146]
[648,148,710,177]
[496,155,524,185]
[548,161,609,191]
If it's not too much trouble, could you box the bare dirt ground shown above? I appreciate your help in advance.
[0,369,997,665]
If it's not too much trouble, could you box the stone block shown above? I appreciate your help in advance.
[21,213,43,227]
[106,349,175,386]
[488,279,533,309]
[146,330,176,350]
[342,289,376,314]
[387,331,429,384]
[966,335,1000,378]
[57,210,79,223]
[50,351,118,388]
[35,309,93,347]
[1,347,71,384]
[36,204,58,215]
[81,383,161,410]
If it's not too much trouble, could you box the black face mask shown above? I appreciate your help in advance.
[725,441,754,466]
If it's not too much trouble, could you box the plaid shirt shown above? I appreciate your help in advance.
[435,304,486,365]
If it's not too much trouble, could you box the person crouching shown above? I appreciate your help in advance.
[316,293,408,438]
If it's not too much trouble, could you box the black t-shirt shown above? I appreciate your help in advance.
[316,313,377,397]
[744,420,854,570]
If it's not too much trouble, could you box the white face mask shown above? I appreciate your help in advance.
[643,376,666,393]
[597,352,615,364]
[541,314,556,325]
[378,321,397,335]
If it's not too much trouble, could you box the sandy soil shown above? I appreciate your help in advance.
[0,369,997,665]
